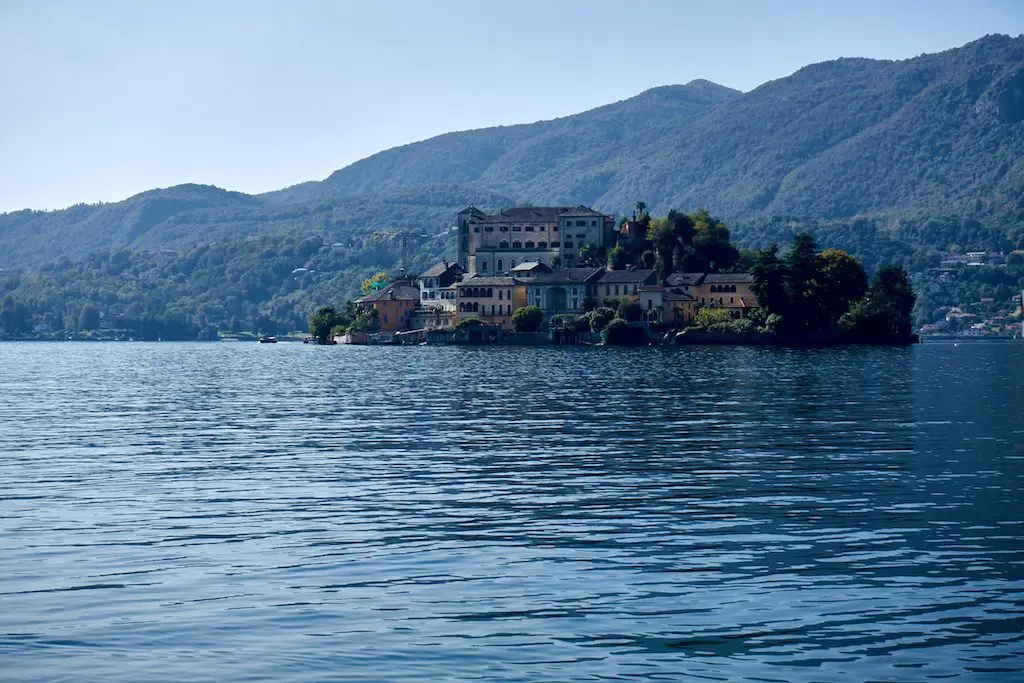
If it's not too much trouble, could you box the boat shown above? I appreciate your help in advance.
[258,335,278,343]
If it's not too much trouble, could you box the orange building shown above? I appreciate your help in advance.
[356,278,421,333]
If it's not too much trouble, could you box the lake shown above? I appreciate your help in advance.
[0,342,1022,681]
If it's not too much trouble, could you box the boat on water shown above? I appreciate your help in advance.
[258,336,278,343]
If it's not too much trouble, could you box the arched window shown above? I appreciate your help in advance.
[525,241,534,248]
[731,285,737,292]
[487,288,493,297]
[513,241,522,249]
[538,241,547,248]
[481,261,488,272]
[510,259,517,268]
[472,302,479,312]
[459,302,465,312]
[499,241,509,249]
[497,259,503,272]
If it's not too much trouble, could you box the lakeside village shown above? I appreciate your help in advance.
[309,204,927,347]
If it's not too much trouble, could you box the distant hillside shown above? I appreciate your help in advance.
[0,34,1021,272]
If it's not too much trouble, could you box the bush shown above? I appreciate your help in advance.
[455,317,484,330]
[585,306,615,332]
[602,318,631,345]
[550,313,588,333]
[511,306,543,333]
[617,300,643,322]
[693,307,733,328]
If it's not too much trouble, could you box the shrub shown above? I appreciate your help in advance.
[585,306,615,332]
[511,306,543,333]
[617,300,643,322]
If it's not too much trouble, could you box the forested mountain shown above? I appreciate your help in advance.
[0,35,1022,338]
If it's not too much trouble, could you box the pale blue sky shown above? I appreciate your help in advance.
[1,0,1022,212]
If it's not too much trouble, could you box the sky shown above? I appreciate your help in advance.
[1,0,1022,213]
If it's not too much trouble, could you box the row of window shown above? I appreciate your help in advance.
[458,302,513,315]
[496,240,560,249]
[422,290,456,300]
[604,284,640,296]
[700,297,737,304]
[710,284,739,293]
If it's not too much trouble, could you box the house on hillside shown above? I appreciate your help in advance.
[455,275,528,330]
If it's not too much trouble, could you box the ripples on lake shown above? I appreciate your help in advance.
[0,342,1022,681]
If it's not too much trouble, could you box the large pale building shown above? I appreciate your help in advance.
[457,206,616,275]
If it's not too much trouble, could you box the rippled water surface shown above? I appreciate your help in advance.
[1,342,1022,681]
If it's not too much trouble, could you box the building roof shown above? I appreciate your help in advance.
[702,272,754,284]
[357,279,421,303]
[467,205,612,224]
[419,261,462,278]
[663,288,696,301]
[664,272,706,286]
[509,261,552,274]
[597,269,657,284]
[457,275,519,287]
[530,267,605,285]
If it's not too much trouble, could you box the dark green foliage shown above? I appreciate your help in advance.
[616,301,643,323]
[840,266,917,343]
[511,306,543,333]
[309,306,346,344]
[550,314,589,333]
[585,307,616,333]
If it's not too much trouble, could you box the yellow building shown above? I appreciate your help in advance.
[663,272,758,321]
[455,276,528,330]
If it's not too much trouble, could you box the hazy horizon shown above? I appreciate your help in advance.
[2,0,1023,213]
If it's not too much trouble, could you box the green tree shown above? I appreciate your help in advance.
[309,305,345,344]
[607,244,628,270]
[511,305,543,333]
[840,265,916,342]
[750,244,789,317]
[361,271,389,294]
[79,305,101,331]
[585,306,615,332]
[817,248,868,327]
[616,300,643,322]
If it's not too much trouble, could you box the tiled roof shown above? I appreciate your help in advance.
[530,267,605,285]
[665,272,706,286]
[419,261,462,278]
[663,288,696,301]
[457,275,519,287]
[597,269,657,284]
[357,279,421,303]
[702,272,754,283]
[509,261,552,273]
[468,206,612,224]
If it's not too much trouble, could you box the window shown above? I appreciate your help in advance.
[525,241,534,248]
[551,241,560,247]
[491,305,495,316]
[576,220,586,227]
[498,290,503,300]
[487,288,493,297]
[614,285,620,295]
[633,285,638,294]
[591,220,597,226]
[512,226,522,232]
[500,226,509,232]
[552,226,559,232]
[497,259,503,271]
[730,296,735,303]
[473,227,479,233]
[571,287,577,295]
[510,259,517,268]
[513,241,522,249]
[577,233,585,239]
[481,261,488,272]
[538,241,547,248]
[525,226,534,232]
[605,285,610,295]
[499,241,509,249]
[565,241,574,248]
[484,226,494,232]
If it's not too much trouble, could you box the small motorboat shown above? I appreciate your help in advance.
[258,335,278,343]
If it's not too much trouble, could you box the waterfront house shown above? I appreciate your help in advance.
[526,267,605,314]
[665,272,758,319]
[418,262,465,312]
[356,278,421,332]
[455,275,528,329]
[596,269,658,304]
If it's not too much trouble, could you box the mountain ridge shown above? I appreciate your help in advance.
[1,34,1022,269]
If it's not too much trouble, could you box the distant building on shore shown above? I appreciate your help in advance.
[457,205,616,275]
